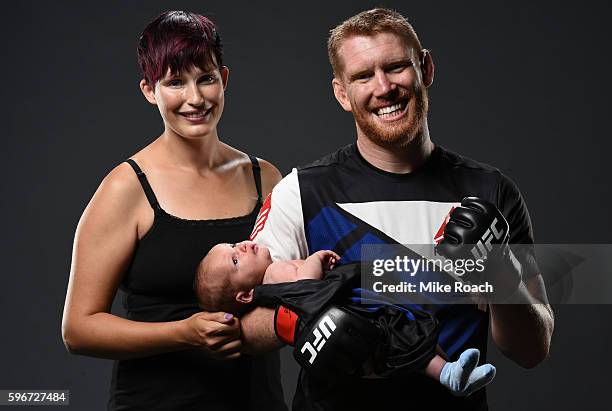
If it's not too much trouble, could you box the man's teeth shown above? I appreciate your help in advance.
[376,103,403,117]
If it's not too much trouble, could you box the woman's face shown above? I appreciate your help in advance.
[141,64,229,140]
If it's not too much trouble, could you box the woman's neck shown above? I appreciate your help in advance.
[157,128,226,171]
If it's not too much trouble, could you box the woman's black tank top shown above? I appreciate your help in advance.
[108,157,286,411]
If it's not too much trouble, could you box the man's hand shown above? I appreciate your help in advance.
[275,305,380,381]
[436,197,522,301]
[436,198,553,367]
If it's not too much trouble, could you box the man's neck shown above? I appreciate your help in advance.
[356,126,434,174]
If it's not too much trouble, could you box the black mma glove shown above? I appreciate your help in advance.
[436,197,523,301]
[275,305,380,381]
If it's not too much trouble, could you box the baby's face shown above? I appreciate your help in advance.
[208,241,272,291]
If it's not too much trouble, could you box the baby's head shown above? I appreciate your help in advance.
[194,241,272,315]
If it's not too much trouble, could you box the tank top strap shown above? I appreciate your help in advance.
[125,159,160,210]
[249,155,263,204]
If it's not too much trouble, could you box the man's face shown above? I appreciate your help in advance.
[333,32,428,148]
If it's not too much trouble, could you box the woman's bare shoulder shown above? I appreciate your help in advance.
[100,162,143,200]
[255,158,282,197]
[84,161,148,219]
[220,143,282,196]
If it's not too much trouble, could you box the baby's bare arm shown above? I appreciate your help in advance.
[263,251,340,284]
[263,261,301,284]
[296,250,340,280]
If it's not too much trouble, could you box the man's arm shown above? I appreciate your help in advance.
[489,274,554,369]
[240,307,283,355]
[489,175,554,368]
[437,194,554,369]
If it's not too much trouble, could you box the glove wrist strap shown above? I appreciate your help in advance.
[275,305,299,346]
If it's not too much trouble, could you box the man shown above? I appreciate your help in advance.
[242,8,554,410]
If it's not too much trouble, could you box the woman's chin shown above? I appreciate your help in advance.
[170,124,218,141]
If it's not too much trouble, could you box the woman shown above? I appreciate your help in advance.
[62,11,286,410]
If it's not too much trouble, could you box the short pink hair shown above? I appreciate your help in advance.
[137,10,223,86]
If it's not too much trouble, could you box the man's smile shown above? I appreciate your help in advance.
[372,99,408,121]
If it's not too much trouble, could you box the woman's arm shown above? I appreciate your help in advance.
[259,159,283,198]
[62,164,241,360]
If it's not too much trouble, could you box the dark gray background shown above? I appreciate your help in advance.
[1,0,610,409]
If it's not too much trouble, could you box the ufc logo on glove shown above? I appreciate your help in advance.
[299,315,337,364]
[288,306,380,379]
[471,217,507,259]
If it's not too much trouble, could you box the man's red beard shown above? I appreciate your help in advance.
[353,86,428,148]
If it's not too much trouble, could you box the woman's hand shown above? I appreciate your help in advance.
[181,312,242,360]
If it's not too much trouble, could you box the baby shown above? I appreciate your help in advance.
[194,240,495,397]
[194,240,339,316]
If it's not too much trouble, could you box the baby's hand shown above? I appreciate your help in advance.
[316,250,341,271]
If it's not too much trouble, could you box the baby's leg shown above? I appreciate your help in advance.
[424,353,447,379]
[425,348,496,396]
